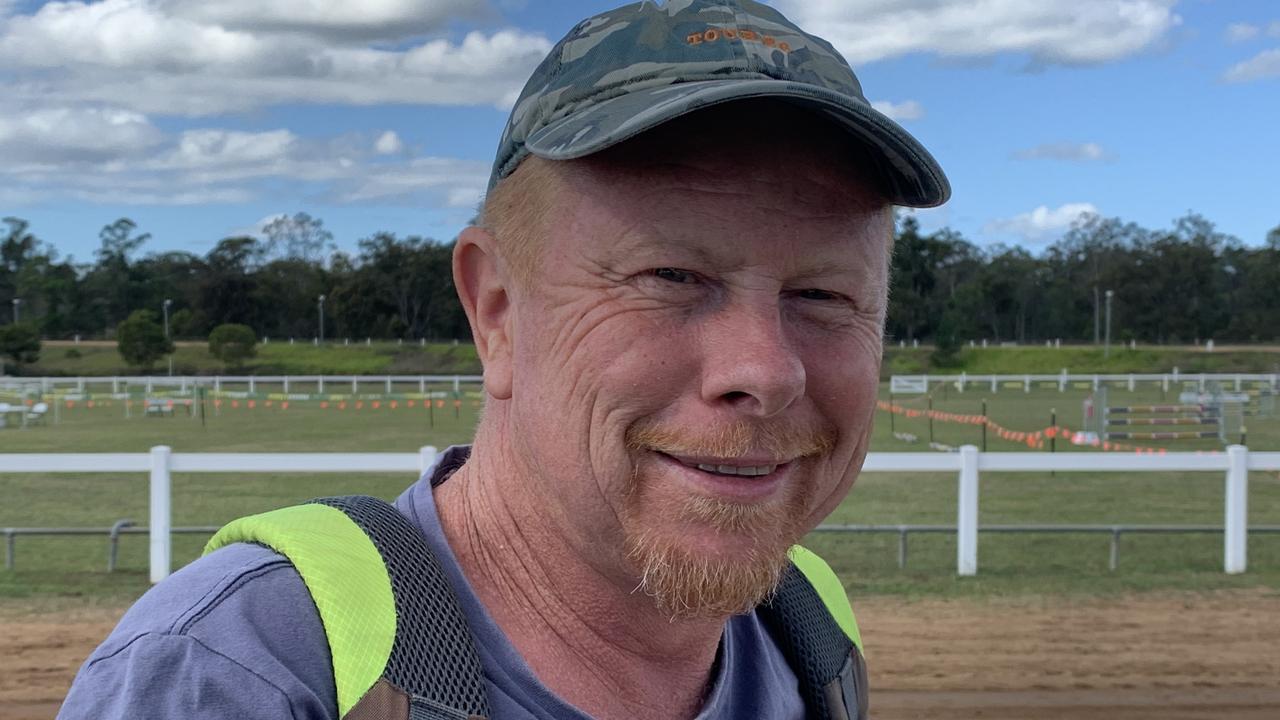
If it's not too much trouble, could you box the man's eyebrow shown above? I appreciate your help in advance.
[607,229,720,264]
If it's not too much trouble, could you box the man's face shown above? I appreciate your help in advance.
[501,115,891,618]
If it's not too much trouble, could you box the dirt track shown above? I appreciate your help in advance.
[5,591,1279,719]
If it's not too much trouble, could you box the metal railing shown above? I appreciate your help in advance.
[891,372,1280,394]
[1,375,485,396]
[10,522,1279,575]
[3,446,1279,581]
[815,524,1280,571]
[2,523,219,572]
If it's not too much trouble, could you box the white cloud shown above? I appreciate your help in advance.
[1013,142,1108,161]
[1225,23,1259,43]
[0,0,552,116]
[773,0,1181,66]
[332,157,488,204]
[1271,21,1280,38]
[0,106,165,163]
[159,0,492,42]
[870,99,924,121]
[374,131,404,155]
[0,110,488,208]
[984,203,1100,242]
[1223,48,1280,83]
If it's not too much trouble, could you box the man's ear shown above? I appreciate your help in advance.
[454,226,513,400]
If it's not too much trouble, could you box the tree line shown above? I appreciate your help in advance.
[889,213,1280,353]
[0,213,468,345]
[1,210,1278,352]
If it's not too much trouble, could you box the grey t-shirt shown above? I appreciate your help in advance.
[59,446,804,719]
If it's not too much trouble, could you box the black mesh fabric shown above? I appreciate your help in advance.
[759,564,858,720]
[312,496,490,719]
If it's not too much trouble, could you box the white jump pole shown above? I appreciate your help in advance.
[150,445,172,584]
[957,445,979,576]
[1225,445,1248,574]
[418,445,438,479]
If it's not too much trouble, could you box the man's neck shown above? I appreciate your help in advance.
[434,439,729,720]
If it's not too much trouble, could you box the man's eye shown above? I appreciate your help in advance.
[650,267,696,284]
[797,288,839,301]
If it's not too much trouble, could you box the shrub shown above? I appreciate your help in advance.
[117,310,174,371]
[0,322,41,372]
[209,323,258,369]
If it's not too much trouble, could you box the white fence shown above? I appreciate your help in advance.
[891,372,1280,394]
[3,446,1279,582]
[1,375,485,396]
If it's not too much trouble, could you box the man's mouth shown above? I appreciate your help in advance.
[664,453,786,478]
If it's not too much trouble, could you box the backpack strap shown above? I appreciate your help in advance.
[205,496,490,720]
[757,546,869,720]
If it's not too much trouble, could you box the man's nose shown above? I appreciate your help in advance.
[698,299,806,417]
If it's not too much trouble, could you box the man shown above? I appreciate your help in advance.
[60,1,947,718]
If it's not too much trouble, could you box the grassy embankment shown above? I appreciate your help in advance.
[24,340,1280,379]
[28,340,481,377]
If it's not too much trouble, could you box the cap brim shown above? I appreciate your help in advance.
[524,79,950,208]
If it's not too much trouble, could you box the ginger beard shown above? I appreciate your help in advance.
[622,420,837,619]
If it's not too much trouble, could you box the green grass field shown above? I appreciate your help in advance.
[2,378,1279,606]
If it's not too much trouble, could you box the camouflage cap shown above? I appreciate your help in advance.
[490,0,950,207]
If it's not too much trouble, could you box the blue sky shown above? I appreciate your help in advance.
[1,0,1277,263]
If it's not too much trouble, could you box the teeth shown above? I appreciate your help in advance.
[694,463,777,477]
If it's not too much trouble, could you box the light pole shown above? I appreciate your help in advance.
[163,298,174,377]
[1093,286,1100,345]
[317,295,326,344]
[1104,289,1114,359]
[11,297,20,324]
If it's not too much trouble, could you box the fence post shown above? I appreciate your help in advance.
[418,446,438,478]
[957,445,979,576]
[1225,445,1248,574]
[150,446,172,584]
